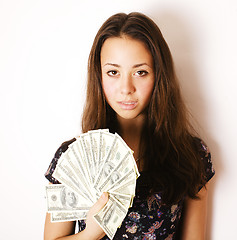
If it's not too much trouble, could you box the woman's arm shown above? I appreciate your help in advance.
[180,184,209,240]
[44,192,109,240]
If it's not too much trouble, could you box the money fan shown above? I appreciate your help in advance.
[45,129,140,239]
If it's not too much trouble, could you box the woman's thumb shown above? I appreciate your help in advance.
[93,192,109,213]
[98,192,109,205]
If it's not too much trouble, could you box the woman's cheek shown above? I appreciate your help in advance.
[102,81,115,100]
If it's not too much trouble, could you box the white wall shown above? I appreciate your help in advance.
[0,0,236,239]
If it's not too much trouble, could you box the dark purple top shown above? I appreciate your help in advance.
[45,138,215,240]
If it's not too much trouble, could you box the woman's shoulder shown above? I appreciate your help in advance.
[44,138,76,184]
[193,137,212,164]
[56,138,77,156]
[193,137,215,185]
[193,137,210,156]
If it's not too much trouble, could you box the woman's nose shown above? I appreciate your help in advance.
[120,75,135,95]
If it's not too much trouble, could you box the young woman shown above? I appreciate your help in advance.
[44,12,215,240]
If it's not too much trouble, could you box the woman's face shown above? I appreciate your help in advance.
[101,36,155,121]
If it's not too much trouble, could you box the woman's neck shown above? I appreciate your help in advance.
[116,114,146,161]
[117,114,145,135]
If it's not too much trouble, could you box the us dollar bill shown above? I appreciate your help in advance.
[109,192,133,210]
[93,194,128,239]
[88,129,108,183]
[108,168,136,193]
[109,175,137,196]
[97,151,134,192]
[94,134,131,189]
[72,138,93,185]
[46,184,92,212]
[99,131,116,167]
[114,134,139,179]
[80,133,95,184]
[51,210,88,222]
[69,141,91,185]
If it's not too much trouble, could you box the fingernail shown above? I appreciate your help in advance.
[101,192,107,199]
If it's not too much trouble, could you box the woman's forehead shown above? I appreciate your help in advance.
[101,37,153,68]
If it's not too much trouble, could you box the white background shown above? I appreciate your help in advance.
[0,0,236,239]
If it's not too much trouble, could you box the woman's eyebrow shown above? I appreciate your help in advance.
[133,63,151,68]
[103,63,152,68]
[103,63,120,67]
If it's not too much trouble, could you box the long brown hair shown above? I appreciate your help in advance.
[81,12,206,205]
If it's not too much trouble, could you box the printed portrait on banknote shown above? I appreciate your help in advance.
[61,186,78,208]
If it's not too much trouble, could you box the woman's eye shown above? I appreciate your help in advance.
[107,70,119,76]
[135,70,148,76]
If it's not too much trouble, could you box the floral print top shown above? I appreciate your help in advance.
[45,138,215,240]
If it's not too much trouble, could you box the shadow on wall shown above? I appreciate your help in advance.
[149,10,223,239]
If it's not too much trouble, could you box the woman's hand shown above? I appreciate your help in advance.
[83,192,109,240]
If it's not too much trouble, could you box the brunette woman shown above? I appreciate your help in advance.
[44,12,215,240]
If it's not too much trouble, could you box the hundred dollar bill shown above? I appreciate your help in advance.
[102,132,139,179]
[114,134,139,179]
[97,151,133,192]
[93,194,128,239]
[108,168,136,193]
[88,131,97,181]
[46,184,91,212]
[51,210,88,222]
[80,133,95,184]
[72,137,93,186]
[88,129,107,183]
[99,131,116,166]
[69,141,91,185]
[94,133,131,189]
[109,192,133,210]
[130,154,140,179]
[109,173,137,196]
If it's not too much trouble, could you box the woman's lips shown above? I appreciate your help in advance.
[118,101,138,110]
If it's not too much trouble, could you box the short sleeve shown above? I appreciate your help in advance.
[44,138,76,184]
[196,138,215,187]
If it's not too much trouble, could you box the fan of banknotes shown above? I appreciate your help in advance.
[45,129,140,239]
